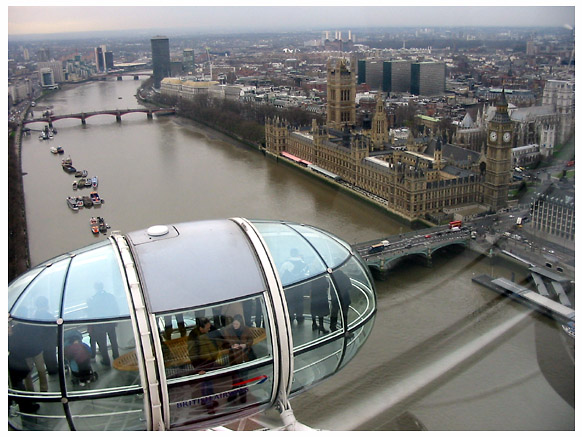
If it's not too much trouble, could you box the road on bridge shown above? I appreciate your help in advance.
[354,225,472,260]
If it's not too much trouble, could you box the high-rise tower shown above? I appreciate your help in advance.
[410,62,446,97]
[484,89,513,210]
[151,36,171,88]
[326,57,356,130]
[94,46,106,73]
[182,48,195,73]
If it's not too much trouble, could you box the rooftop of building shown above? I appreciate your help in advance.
[510,105,556,121]
[161,77,220,87]
[533,182,575,206]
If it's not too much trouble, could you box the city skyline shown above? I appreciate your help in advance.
[8,4,576,39]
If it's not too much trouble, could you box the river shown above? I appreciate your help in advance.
[20,78,574,431]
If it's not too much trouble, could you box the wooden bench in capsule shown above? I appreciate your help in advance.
[113,327,267,371]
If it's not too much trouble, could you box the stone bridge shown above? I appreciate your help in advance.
[23,107,175,127]
[353,225,472,279]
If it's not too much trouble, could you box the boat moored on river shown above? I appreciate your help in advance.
[90,191,102,205]
[66,196,79,211]
[90,217,99,234]
[97,216,108,233]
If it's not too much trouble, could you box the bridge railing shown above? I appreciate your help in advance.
[354,224,451,248]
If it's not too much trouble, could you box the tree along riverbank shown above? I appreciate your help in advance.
[8,123,30,282]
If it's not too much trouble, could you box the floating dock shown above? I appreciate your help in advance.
[472,274,575,325]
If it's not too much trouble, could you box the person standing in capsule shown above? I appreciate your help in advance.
[280,248,309,324]
[188,317,221,414]
[223,314,255,404]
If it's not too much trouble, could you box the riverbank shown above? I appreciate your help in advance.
[8,123,30,282]
[262,149,427,228]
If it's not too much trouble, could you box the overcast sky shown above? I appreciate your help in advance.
[7,3,576,37]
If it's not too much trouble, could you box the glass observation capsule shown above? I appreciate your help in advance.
[8,218,376,431]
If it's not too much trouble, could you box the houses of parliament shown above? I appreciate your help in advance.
[265,57,513,223]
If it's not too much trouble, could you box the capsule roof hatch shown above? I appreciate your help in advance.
[147,225,170,237]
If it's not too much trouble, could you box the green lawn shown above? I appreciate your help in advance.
[552,134,575,161]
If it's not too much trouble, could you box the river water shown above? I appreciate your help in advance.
[20,78,574,431]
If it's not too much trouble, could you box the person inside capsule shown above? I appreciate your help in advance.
[187,317,221,414]
[222,314,255,404]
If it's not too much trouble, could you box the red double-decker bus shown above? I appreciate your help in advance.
[449,220,462,229]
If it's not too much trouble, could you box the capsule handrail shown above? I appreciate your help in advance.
[293,348,343,374]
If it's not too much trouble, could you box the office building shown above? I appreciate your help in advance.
[94,46,106,73]
[183,49,195,73]
[530,183,575,249]
[37,48,50,62]
[410,62,446,97]
[383,60,412,94]
[37,61,65,83]
[151,36,171,88]
[105,51,114,71]
[363,60,384,90]
[39,68,57,89]
[357,59,366,85]
[358,59,412,94]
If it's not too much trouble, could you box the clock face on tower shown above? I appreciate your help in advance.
[489,131,498,142]
[503,132,511,143]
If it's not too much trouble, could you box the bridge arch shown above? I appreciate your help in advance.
[22,108,174,127]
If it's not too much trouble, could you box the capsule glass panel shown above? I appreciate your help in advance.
[67,393,147,431]
[8,399,68,431]
[8,320,59,395]
[8,240,144,431]
[290,335,344,394]
[10,258,70,320]
[252,220,377,394]
[339,320,376,372]
[8,264,46,311]
[337,257,375,328]
[158,295,275,429]
[62,243,130,321]
[252,222,327,286]
[288,224,351,269]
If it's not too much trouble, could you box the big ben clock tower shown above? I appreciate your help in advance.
[484,89,513,210]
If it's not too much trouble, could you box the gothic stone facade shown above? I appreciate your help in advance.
[265,118,483,220]
[265,59,512,221]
